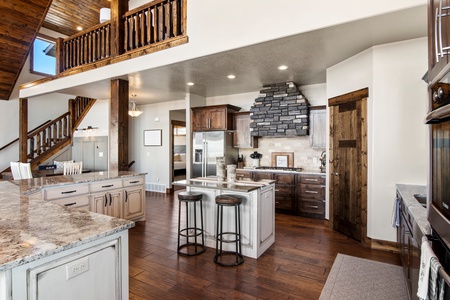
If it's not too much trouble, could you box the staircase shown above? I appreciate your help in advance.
[24,96,96,169]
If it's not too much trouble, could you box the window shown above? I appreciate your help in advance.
[30,35,56,76]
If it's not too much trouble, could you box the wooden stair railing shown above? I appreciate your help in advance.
[25,96,96,169]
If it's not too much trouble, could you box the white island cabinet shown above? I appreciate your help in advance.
[0,172,142,300]
[175,179,275,259]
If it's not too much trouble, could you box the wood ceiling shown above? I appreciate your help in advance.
[43,0,111,37]
[0,0,110,100]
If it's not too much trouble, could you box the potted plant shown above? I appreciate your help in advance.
[249,151,262,168]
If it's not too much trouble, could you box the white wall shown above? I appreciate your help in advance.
[73,99,110,137]
[326,37,428,242]
[21,0,426,98]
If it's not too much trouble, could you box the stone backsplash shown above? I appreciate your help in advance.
[250,81,310,137]
[238,136,324,171]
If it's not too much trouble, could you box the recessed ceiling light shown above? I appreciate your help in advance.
[187,82,195,86]
[76,26,83,31]
[227,74,236,79]
[277,65,289,70]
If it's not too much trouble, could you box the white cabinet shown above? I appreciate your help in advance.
[41,176,146,221]
[190,183,275,259]
[91,190,122,218]
[259,186,275,246]
[43,183,90,211]
[123,177,146,221]
[309,107,326,149]
[6,231,129,300]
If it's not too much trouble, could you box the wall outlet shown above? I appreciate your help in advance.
[65,257,89,280]
[99,152,104,157]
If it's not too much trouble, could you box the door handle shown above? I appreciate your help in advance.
[332,172,339,176]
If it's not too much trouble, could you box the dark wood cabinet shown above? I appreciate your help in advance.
[235,169,253,181]
[297,174,326,219]
[191,104,241,131]
[233,112,258,148]
[397,193,420,300]
[428,0,450,82]
[253,172,295,212]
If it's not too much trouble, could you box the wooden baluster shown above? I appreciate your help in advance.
[158,4,164,42]
[29,137,34,160]
[139,12,145,47]
[165,1,170,39]
[97,30,102,60]
[52,124,57,144]
[58,120,62,141]
[124,17,128,51]
[42,129,47,150]
[172,0,178,37]
[129,16,134,50]
[154,6,159,42]
[106,25,110,58]
[181,0,186,35]
[93,30,97,61]
[146,8,153,45]
[36,134,41,155]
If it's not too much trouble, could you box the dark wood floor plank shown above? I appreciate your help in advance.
[128,191,401,299]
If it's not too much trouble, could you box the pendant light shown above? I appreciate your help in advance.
[129,94,143,118]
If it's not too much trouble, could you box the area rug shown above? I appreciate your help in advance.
[319,253,408,300]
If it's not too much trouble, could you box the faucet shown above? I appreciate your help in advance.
[319,151,326,172]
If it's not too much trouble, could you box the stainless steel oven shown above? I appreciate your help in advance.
[426,70,450,299]
[426,72,450,250]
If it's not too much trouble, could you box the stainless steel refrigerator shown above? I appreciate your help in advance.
[192,131,238,178]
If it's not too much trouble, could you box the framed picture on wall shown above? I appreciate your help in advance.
[144,129,162,146]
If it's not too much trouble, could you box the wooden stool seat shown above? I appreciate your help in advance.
[215,194,242,205]
[178,191,203,201]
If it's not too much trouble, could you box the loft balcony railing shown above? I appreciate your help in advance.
[56,0,186,74]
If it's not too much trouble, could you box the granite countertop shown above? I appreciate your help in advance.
[173,178,275,192]
[0,171,145,271]
[238,167,325,175]
[396,184,430,239]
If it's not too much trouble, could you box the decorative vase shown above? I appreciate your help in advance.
[252,159,260,168]
[227,164,236,182]
[216,157,226,181]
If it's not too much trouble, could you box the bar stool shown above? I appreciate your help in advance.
[214,194,244,266]
[177,191,206,256]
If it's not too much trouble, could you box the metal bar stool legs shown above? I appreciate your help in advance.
[177,191,205,256]
[214,194,244,266]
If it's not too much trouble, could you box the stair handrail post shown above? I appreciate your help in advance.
[110,0,128,57]
[19,98,28,163]
[55,37,64,74]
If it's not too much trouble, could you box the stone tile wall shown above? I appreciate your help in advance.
[250,81,310,137]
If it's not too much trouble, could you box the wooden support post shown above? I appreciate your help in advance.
[19,98,28,163]
[55,37,64,74]
[110,79,129,171]
[110,0,128,57]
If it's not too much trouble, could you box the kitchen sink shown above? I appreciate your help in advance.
[414,194,427,208]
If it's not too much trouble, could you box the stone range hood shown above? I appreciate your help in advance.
[249,82,310,137]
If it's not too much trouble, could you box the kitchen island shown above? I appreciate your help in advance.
[0,171,144,300]
[173,177,275,259]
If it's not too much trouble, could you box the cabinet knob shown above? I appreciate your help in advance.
[332,172,339,176]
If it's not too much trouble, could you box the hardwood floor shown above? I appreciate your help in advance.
[128,191,401,299]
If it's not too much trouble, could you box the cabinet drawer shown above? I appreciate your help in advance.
[51,195,90,210]
[256,172,273,180]
[44,184,89,200]
[299,184,325,200]
[236,170,253,180]
[299,175,326,185]
[275,195,293,210]
[90,179,123,192]
[274,173,295,185]
[298,199,325,215]
[123,176,144,187]
[275,185,295,196]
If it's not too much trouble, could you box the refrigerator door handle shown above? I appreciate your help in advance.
[203,141,207,176]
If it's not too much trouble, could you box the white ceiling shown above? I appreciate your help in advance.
[59,5,427,105]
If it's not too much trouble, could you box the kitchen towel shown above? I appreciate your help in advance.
[418,237,436,300]
[391,196,401,227]
[429,256,445,300]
